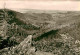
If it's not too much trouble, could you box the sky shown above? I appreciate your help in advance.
[0,0,80,1]
[0,0,80,12]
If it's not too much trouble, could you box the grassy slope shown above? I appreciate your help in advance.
[0,9,80,55]
[5,9,80,43]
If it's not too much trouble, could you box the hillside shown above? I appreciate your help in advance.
[0,9,80,55]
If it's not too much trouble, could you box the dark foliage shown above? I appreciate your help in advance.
[34,29,59,41]
[0,36,19,49]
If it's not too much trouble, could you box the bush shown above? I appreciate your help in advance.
[0,36,19,49]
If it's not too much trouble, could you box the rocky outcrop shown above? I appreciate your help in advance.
[0,35,35,55]
[0,35,53,55]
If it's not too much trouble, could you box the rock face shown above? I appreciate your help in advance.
[0,35,35,55]
[0,35,53,55]
[18,35,32,50]
[16,35,36,55]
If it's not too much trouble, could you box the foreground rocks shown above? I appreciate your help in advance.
[0,33,80,55]
[0,35,53,55]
